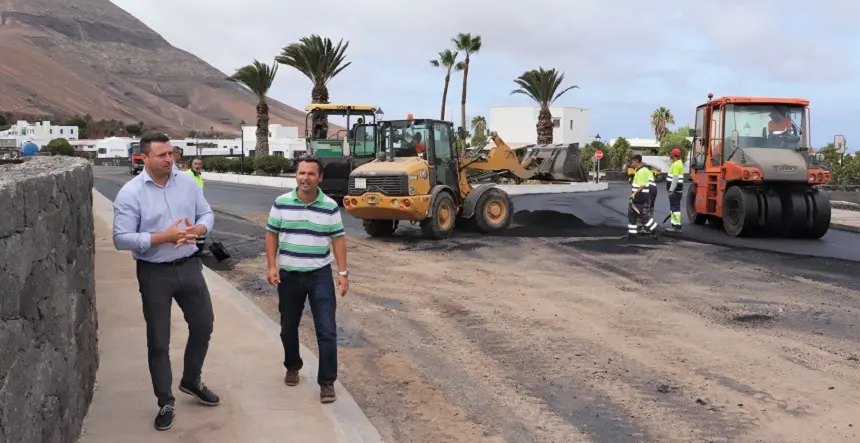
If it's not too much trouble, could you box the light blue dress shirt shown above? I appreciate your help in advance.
[113,167,215,263]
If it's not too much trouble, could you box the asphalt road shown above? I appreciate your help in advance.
[93,166,860,263]
[516,182,860,261]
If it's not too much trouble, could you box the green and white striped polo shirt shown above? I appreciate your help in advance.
[265,188,345,272]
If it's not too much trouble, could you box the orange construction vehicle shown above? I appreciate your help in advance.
[686,93,832,238]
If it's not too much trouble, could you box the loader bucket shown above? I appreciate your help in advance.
[520,142,587,182]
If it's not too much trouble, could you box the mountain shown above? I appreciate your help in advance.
[0,0,313,137]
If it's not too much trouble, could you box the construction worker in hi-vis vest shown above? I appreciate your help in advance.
[665,148,685,232]
[628,154,660,238]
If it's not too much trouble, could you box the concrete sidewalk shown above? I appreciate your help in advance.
[831,208,860,233]
[78,190,383,443]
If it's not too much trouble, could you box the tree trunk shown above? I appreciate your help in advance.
[256,99,270,156]
[460,56,469,133]
[441,71,450,120]
[311,84,330,139]
[536,106,553,145]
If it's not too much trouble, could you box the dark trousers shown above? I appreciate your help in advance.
[628,193,657,234]
[136,257,214,407]
[277,264,338,385]
[648,186,658,215]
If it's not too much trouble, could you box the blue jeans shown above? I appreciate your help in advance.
[277,264,338,385]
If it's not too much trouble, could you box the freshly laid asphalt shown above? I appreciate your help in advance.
[92,167,860,263]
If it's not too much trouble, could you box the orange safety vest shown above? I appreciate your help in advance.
[768,119,791,132]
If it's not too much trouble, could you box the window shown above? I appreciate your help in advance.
[692,107,706,167]
[570,120,574,130]
[434,124,452,161]
[60,129,64,134]
[710,107,722,166]
[353,125,376,157]
[552,118,560,128]
[723,103,806,151]
[379,122,429,158]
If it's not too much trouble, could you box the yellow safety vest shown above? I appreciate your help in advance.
[187,169,204,189]
[667,159,685,191]
[632,166,654,193]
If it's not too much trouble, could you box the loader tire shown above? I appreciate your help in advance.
[722,186,759,237]
[364,219,396,237]
[474,188,513,234]
[685,185,707,225]
[420,192,456,239]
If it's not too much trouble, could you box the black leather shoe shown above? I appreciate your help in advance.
[179,381,220,406]
[154,405,175,431]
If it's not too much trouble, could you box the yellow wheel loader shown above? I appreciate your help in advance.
[342,118,588,239]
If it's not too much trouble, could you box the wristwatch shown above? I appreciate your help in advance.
[338,270,349,278]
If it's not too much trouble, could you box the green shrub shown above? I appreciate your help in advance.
[227,157,255,174]
[254,155,292,176]
[202,157,230,173]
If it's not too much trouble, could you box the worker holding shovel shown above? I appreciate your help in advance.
[628,155,660,239]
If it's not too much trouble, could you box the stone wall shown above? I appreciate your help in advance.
[0,157,98,443]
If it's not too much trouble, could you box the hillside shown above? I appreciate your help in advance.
[0,0,314,136]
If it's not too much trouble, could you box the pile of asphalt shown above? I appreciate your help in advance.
[500,210,624,238]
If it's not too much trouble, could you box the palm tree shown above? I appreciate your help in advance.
[276,35,351,138]
[429,49,464,120]
[452,33,482,136]
[227,60,278,157]
[651,107,675,141]
[470,115,487,145]
[510,67,579,145]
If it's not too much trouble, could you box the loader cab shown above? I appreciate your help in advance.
[376,118,460,191]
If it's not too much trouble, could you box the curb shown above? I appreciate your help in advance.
[90,189,385,443]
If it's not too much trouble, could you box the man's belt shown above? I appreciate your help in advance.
[139,255,196,266]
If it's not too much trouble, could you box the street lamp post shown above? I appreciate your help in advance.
[240,119,246,175]
[593,134,602,184]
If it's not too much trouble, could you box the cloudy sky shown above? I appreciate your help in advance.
[113,0,858,149]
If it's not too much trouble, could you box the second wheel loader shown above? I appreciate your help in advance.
[342,117,589,239]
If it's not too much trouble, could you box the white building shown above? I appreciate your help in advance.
[489,106,590,148]
[239,123,306,158]
[0,120,80,147]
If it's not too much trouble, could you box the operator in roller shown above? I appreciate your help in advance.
[628,155,659,238]
[665,148,685,233]
[768,111,791,134]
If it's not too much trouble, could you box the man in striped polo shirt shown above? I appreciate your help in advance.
[264,156,349,404]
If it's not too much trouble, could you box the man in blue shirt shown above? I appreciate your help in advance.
[112,132,219,431]
[171,145,182,173]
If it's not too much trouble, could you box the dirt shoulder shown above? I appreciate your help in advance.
[212,226,860,443]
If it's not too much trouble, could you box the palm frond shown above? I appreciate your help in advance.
[227,59,278,101]
[275,34,351,87]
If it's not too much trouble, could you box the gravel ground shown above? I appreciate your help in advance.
[201,213,860,443]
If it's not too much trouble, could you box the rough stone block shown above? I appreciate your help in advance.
[0,157,97,443]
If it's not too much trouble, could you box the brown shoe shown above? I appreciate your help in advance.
[284,369,299,386]
[320,384,336,403]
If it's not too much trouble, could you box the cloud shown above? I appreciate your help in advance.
[111,0,860,146]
